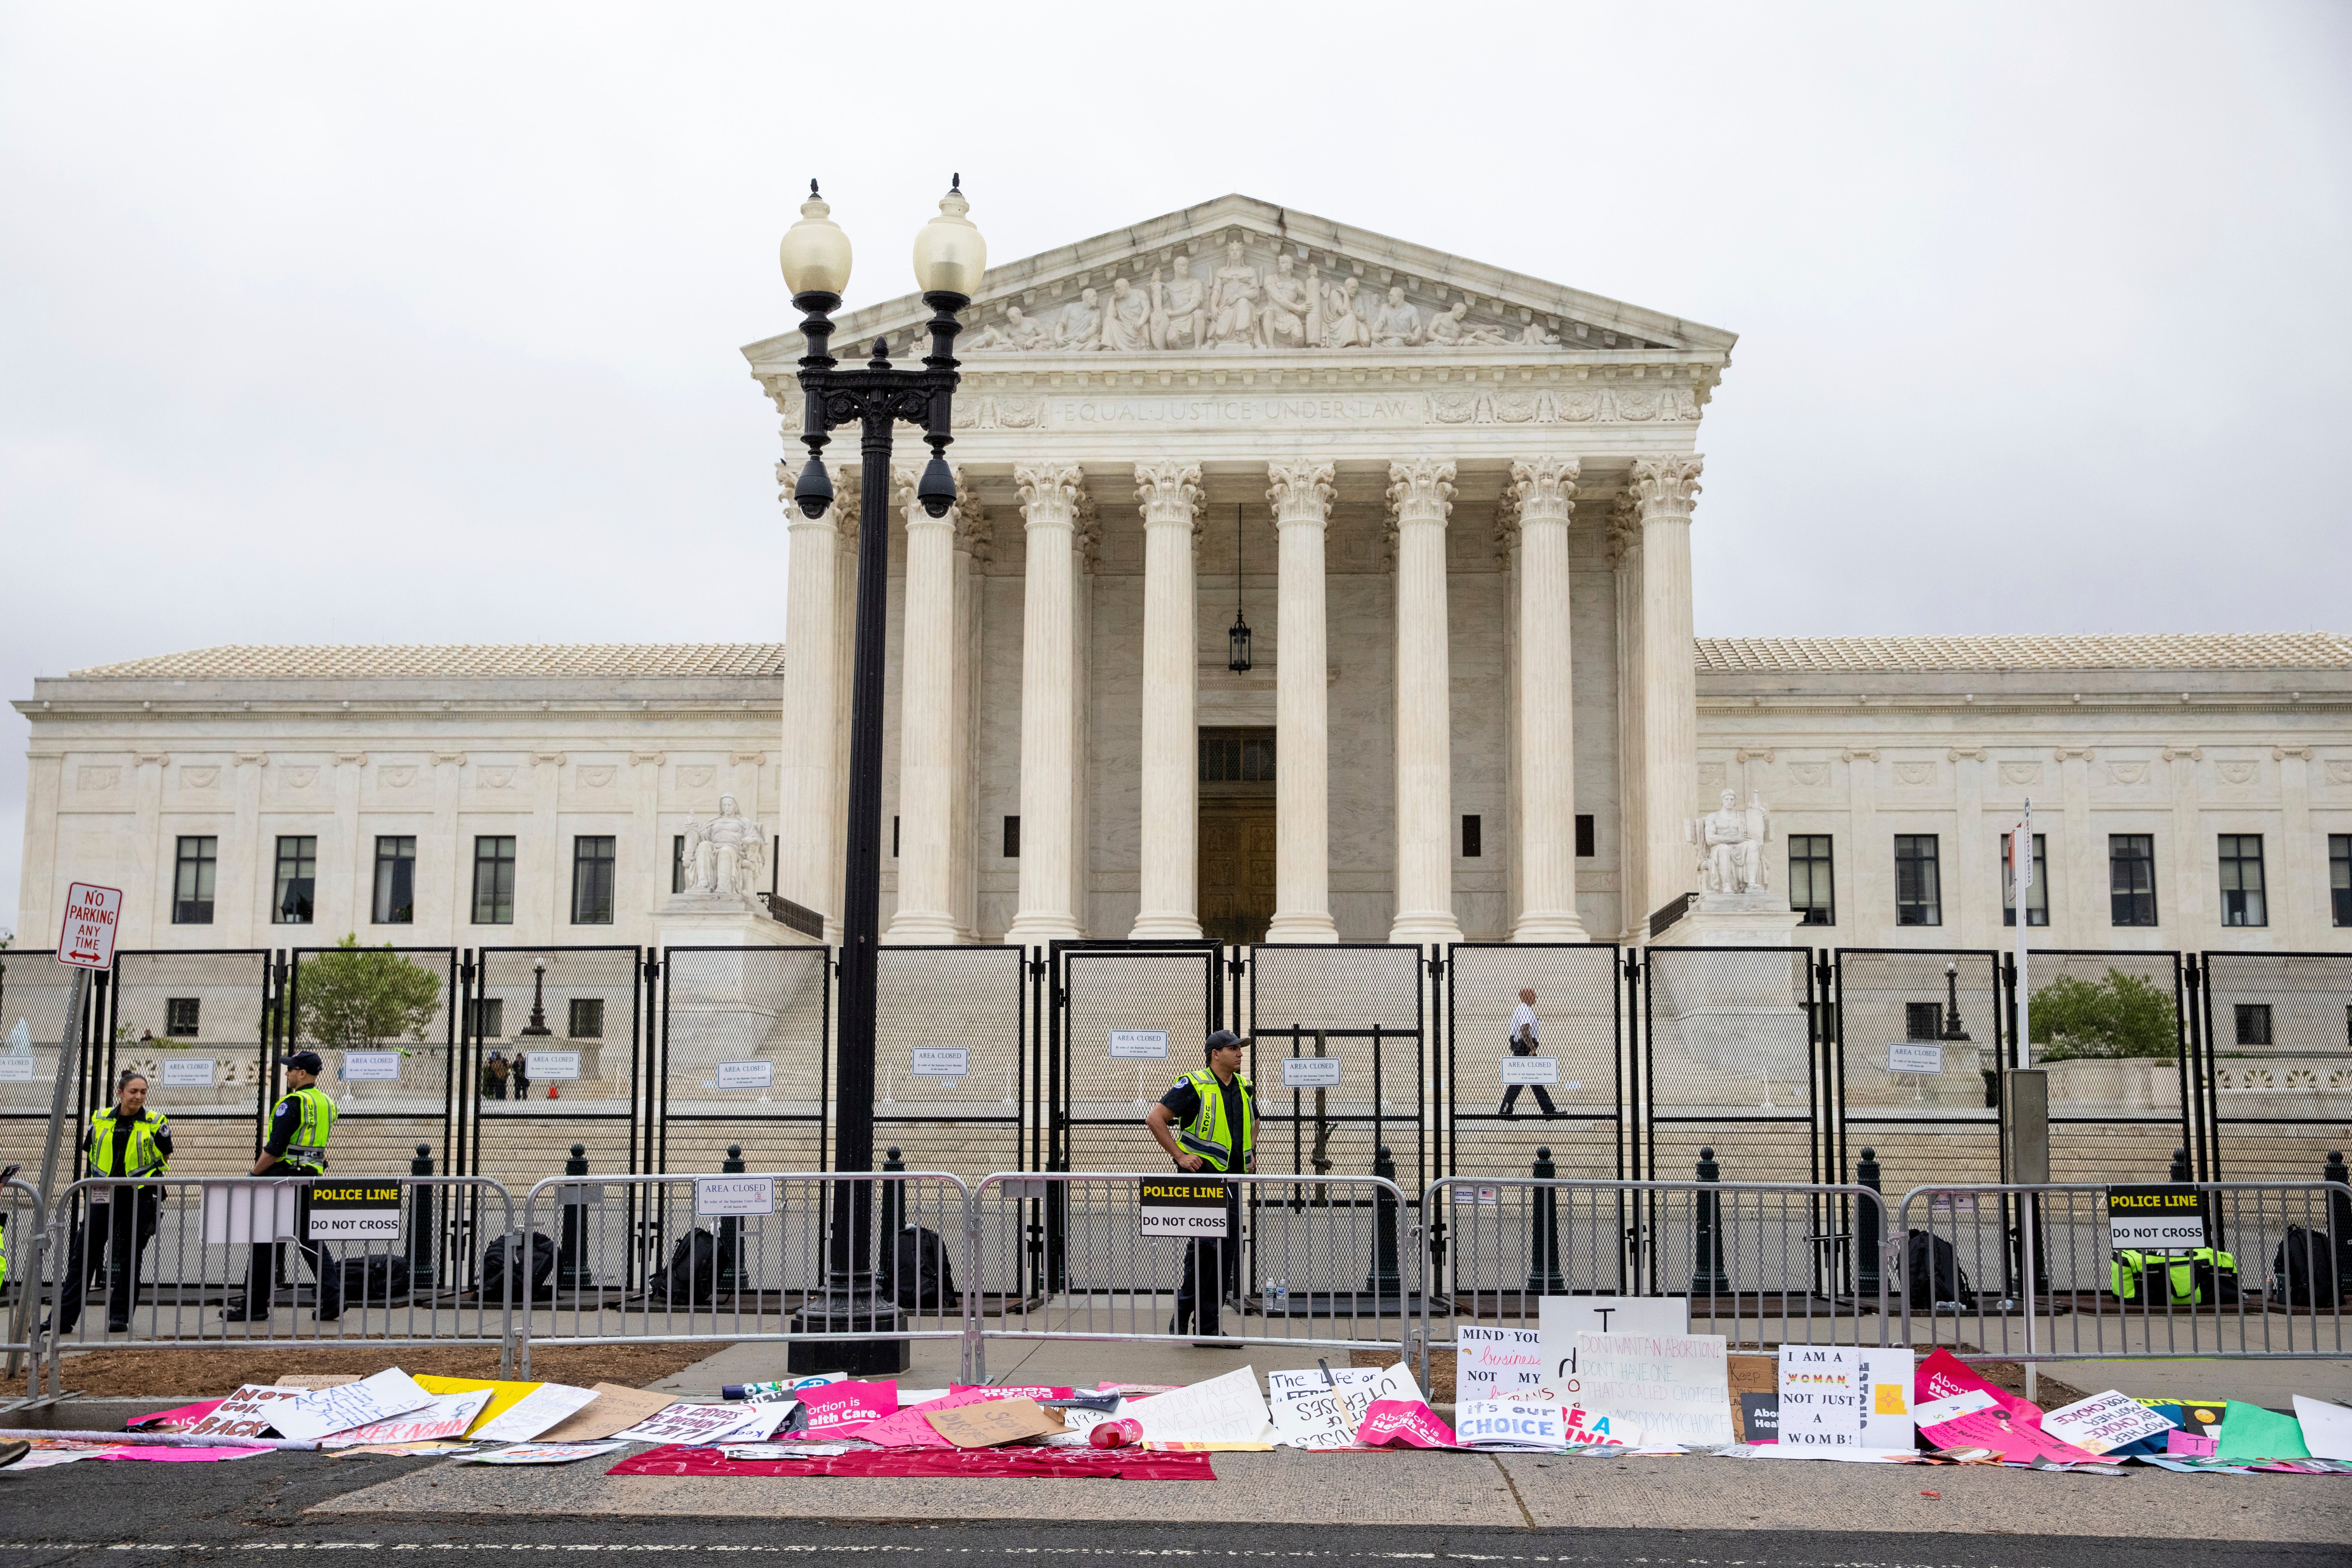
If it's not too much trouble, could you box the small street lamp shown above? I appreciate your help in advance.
[519,957,552,1038]
[1939,961,1972,1042]
[781,176,983,1373]
[1227,504,1252,672]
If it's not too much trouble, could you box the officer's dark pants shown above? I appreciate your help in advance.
[1173,1182,1242,1335]
[1498,1083,1558,1116]
[56,1189,159,1332]
[243,1181,340,1317]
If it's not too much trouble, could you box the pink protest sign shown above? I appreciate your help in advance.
[1357,1399,1457,1449]
[795,1380,900,1440]
[1914,1348,2101,1465]
[858,1386,1075,1448]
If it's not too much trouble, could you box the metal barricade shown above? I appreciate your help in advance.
[517,1170,972,1378]
[42,1175,517,1381]
[3,1176,49,1396]
[1419,1175,1893,1387]
[967,1170,1414,1383]
[1895,1181,2351,1362]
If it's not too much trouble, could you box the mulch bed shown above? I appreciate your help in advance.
[54,1342,715,1398]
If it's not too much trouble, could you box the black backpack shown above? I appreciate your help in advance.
[644,1227,719,1307]
[1904,1228,1977,1309]
[339,1253,413,1304]
[476,1230,557,1301]
[884,1224,958,1310]
[2269,1226,2340,1306]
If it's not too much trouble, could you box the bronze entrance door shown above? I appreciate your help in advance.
[1198,727,1278,946]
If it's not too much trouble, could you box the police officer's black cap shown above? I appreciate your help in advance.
[279,1050,326,1073]
[1204,1030,1243,1055]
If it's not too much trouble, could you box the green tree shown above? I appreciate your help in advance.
[2030,968,2179,1062]
[295,936,443,1052]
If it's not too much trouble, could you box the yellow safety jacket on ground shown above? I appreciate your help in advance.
[274,1085,339,1173]
[86,1105,172,1180]
[1174,1069,1254,1172]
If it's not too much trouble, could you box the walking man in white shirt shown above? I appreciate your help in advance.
[1498,987,1558,1118]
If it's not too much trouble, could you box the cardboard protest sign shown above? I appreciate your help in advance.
[1357,1399,1457,1448]
[610,1400,780,1447]
[1736,1392,1778,1442]
[2039,1390,2176,1456]
[1773,1346,1912,1453]
[177,1384,313,1442]
[1127,1366,1272,1446]
[793,1380,900,1440]
[413,1375,540,1434]
[1455,1400,1573,1450]
[1268,1381,1374,1450]
[531,1383,677,1443]
[924,1398,1065,1449]
[1913,1348,2101,1465]
[858,1385,1075,1449]
[1538,1295,1688,1387]
[2292,1396,2352,1461]
[1455,1325,1547,1401]
[269,1368,435,1443]
[2166,1428,2219,1458]
[1571,1332,1732,1448]
[471,1382,600,1444]
[321,1390,493,1448]
[2213,1400,2310,1464]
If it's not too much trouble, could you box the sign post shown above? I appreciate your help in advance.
[2005,810,2038,1399]
[40,883,123,1206]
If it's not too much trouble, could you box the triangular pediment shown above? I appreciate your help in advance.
[741,193,1735,372]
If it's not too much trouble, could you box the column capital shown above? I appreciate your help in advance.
[1014,463,1087,529]
[1626,454,1704,520]
[1265,460,1336,528]
[1385,458,1457,526]
[1133,461,1204,530]
[1508,456,1581,523]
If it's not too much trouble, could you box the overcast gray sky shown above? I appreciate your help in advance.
[3,2,2347,936]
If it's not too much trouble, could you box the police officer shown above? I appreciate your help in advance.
[223,1050,341,1322]
[55,1070,172,1334]
[1144,1029,1254,1344]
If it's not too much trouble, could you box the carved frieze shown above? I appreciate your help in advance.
[579,766,617,788]
[380,766,418,788]
[678,765,716,790]
[1788,763,1829,788]
[77,765,119,791]
[1894,762,1935,786]
[2107,762,2148,785]
[284,767,319,789]
[2001,762,2043,785]
[2217,761,2258,785]
[180,766,220,789]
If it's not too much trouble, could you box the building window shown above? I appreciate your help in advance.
[1003,816,1021,858]
[372,836,416,925]
[1575,814,1595,858]
[2110,834,2159,927]
[164,998,200,1038]
[465,997,505,1039]
[2234,1003,2273,1047]
[1199,728,1276,783]
[472,836,517,925]
[892,816,900,858]
[1894,834,1942,927]
[172,836,217,925]
[273,835,317,925]
[1461,815,1482,858]
[572,836,616,924]
[1788,835,1834,926]
[2001,832,2049,928]
[2331,834,2351,927]
[2218,834,2267,927]
[672,834,685,895]
[1905,1002,1943,1041]
[567,997,605,1039]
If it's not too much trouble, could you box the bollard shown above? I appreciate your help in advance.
[407,1144,439,1291]
[2170,1146,2192,1184]
[1690,1145,1730,1295]
[2327,1149,2352,1294]
[556,1143,591,1292]
[715,1144,746,1296]
[1854,1146,1882,1300]
[1366,1145,1404,1298]
[1524,1146,1565,1294]
[876,1147,905,1301]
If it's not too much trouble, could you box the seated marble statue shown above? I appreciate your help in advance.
[1101,276,1153,351]
[1057,288,1105,350]
[1321,280,1370,347]
[1150,265,1207,350]
[680,794,767,899]
[1257,254,1314,349]
[1370,286,1422,346]
[1689,789,1771,897]
[965,304,1041,352]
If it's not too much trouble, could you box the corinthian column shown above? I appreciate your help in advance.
[884,465,964,944]
[1266,460,1340,943]
[1387,458,1463,945]
[777,459,848,941]
[1629,455,1703,928]
[1004,463,1087,945]
[1131,460,1205,939]
[1507,457,1589,941]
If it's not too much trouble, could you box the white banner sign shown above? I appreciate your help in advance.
[695,1176,775,1217]
[161,1058,215,1087]
[715,1060,773,1090]
[1109,1030,1169,1059]
[342,1051,401,1082]
[1538,1295,1690,1388]
[201,1182,300,1244]
[1280,1057,1341,1089]
[1886,1042,1944,1074]
[525,1051,581,1081]
[912,1047,969,1077]
[0,1058,34,1084]
[1500,1057,1559,1086]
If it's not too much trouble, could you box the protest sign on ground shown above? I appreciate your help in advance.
[460,1442,628,1465]
[180,1386,302,1441]
[793,1380,901,1439]
[1538,1296,1688,1386]
[2039,1390,2176,1456]
[2214,1401,2310,1464]
[321,1390,492,1448]
[1913,1347,2102,1465]
[925,1398,1065,1449]
[271,1369,435,1443]
[1455,1400,1572,1450]
[610,1400,783,1447]
[1127,1366,1271,1445]
[2292,1396,2352,1461]
[470,1382,599,1444]
[1455,1325,1546,1401]
[531,1383,677,1443]
[1569,1332,1732,1448]
[858,1386,1074,1449]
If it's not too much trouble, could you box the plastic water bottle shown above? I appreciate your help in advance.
[1088,1417,1143,1448]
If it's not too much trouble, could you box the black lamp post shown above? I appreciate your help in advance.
[1939,961,1971,1042]
[519,957,552,1037]
[1227,503,1251,672]
[779,176,984,1373]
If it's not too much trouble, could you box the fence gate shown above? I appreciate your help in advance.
[284,946,459,1181]
[2198,951,2352,1181]
[105,951,278,1178]
[1644,946,1823,1185]
[1446,943,1623,1182]
[1249,944,1427,1190]
[655,944,830,1175]
[1832,949,2005,1192]
[2009,949,2193,1185]
[872,944,1027,1184]
[459,946,646,1191]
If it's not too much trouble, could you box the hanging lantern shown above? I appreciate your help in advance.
[1227,503,1252,672]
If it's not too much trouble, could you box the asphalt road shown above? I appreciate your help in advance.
[1,1450,2349,1568]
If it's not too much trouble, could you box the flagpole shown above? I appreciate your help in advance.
[2015,798,2036,1401]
